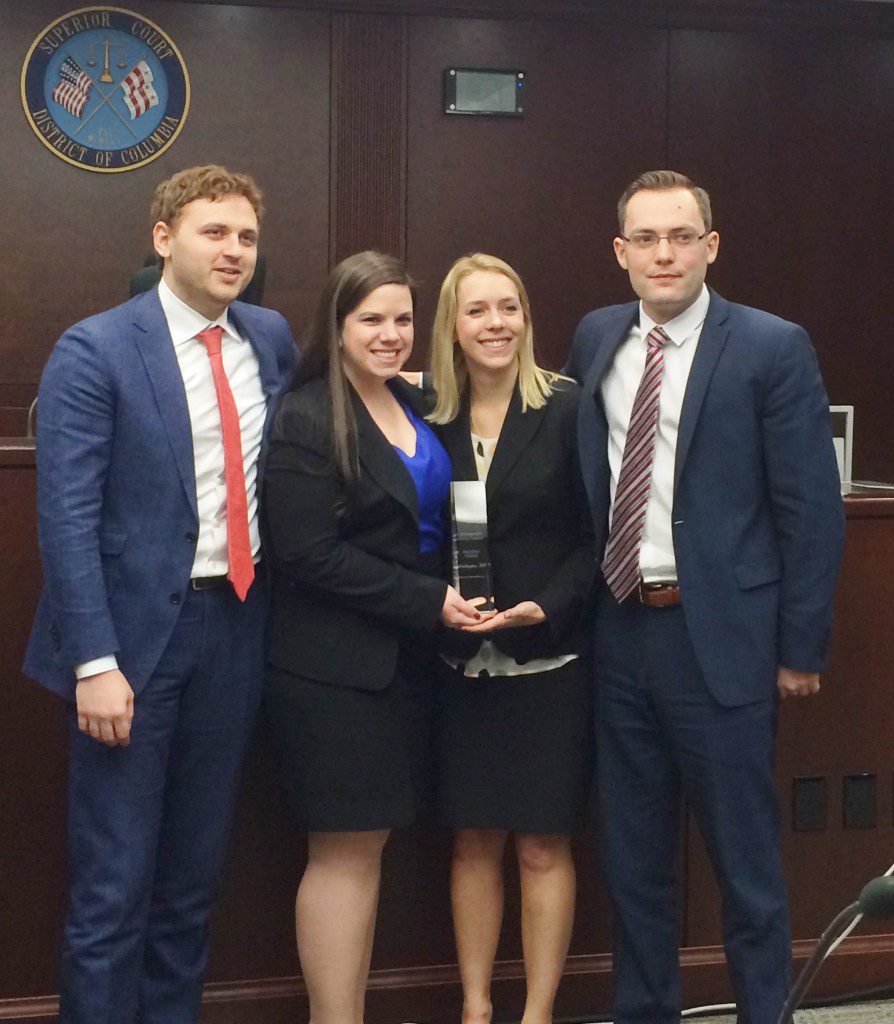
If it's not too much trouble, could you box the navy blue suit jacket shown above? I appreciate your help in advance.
[565,290,845,706]
[24,288,297,700]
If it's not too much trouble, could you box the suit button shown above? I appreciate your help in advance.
[185,532,196,544]
[170,593,182,605]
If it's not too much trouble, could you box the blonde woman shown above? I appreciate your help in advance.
[429,254,595,1024]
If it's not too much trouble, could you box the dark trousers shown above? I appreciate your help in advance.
[60,582,266,1024]
[594,591,791,1024]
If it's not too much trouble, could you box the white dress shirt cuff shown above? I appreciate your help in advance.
[75,655,120,679]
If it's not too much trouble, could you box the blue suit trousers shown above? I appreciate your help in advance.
[60,581,266,1024]
[594,590,791,1024]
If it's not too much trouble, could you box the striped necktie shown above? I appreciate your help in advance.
[601,325,669,602]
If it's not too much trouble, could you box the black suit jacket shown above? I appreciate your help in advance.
[436,378,596,664]
[263,376,448,691]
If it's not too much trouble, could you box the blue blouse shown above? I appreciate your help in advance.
[392,401,452,554]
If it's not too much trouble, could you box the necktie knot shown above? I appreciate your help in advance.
[197,325,224,356]
[647,325,669,351]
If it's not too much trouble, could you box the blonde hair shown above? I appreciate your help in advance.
[428,253,555,424]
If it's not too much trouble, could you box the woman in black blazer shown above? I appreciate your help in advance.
[263,251,481,1024]
[429,254,595,1024]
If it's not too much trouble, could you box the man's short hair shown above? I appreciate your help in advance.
[617,170,712,233]
[150,165,264,228]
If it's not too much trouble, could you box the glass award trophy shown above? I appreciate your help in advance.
[450,480,495,611]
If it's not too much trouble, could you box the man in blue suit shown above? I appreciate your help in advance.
[24,165,296,1024]
[566,170,845,1024]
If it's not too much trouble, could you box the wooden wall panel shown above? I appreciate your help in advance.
[404,15,667,372]
[667,28,894,482]
[196,0,894,36]
[0,457,65,1002]
[330,12,408,261]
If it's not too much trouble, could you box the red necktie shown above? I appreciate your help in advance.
[601,325,669,602]
[196,326,255,601]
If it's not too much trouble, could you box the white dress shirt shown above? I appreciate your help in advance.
[601,284,710,583]
[75,280,267,679]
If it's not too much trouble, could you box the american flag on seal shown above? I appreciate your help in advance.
[119,60,159,119]
[51,56,93,118]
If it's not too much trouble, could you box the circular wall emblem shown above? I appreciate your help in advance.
[21,6,189,173]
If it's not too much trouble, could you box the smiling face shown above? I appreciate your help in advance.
[153,193,259,320]
[339,283,414,389]
[614,187,719,324]
[454,270,526,377]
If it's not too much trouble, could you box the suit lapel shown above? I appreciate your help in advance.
[228,302,280,399]
[485,385,546,500]
[582,305,638,401]
[439,391,478,482]
[228,302,283,443]
[578,304,637,513]
[674,290,731,490]
[353,388,419,525]
[132,291,198,517]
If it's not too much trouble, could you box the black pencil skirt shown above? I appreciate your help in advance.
[265,646,436,833]
[434,657,594,834]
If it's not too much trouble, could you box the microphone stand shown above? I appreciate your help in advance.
[775,902,861,1024]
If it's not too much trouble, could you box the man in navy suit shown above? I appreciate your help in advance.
[24,165,296,1024]
[566,170,845,1024]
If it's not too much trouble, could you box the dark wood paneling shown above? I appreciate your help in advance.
[2,0,331,393]
[0,409,28,436]
[195,0,894,36]
[0,460,65,1000]
[331,12,408,261]
[667,28,894,481]
[404,15,667,372]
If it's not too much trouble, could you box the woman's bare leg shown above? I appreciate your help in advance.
[451,828,509,1024]
[295,829,390,1024]
[516,833,575,1024]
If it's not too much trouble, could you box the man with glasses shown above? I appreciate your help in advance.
[566,170,845,1024]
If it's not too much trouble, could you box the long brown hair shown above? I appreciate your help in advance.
[291,251,417,489]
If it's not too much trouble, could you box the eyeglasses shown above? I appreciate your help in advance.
[620,229,710,250]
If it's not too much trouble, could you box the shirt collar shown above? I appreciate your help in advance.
[638,284,710,348]
[157,277,239,348]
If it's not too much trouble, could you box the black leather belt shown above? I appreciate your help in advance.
[189,575,229,591]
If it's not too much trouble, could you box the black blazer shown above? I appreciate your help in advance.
[435,377,596,664]
[263,376,448,691]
